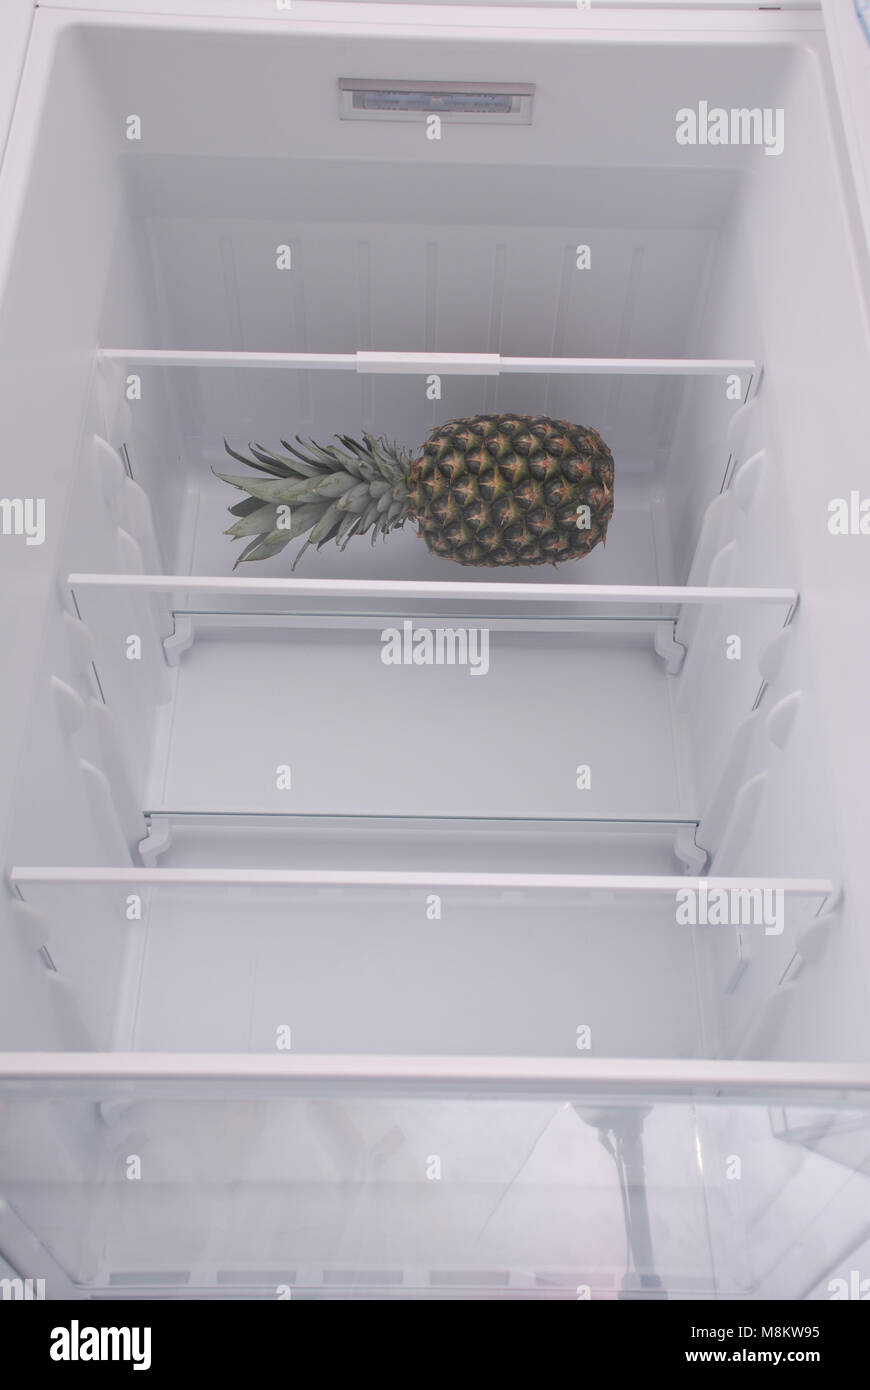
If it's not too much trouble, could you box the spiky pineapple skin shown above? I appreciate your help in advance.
[407,414,614,566]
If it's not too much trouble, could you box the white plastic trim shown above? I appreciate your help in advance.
[67,574,798,606]
[0,1054,867,1093]
[99,347,758,378]
[9,866,834,894]
[35,1,825,23]
[358,350,500,374]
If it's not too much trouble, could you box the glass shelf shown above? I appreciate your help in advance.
[137,812,699,877]
[142,810,699,826]
[66,574,795,832]
[99,348,759,378]
[10,868,833,1062]
[70,572,796,619]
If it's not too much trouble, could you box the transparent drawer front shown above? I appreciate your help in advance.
[1,1079,868,1300]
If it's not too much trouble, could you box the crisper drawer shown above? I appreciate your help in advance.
[1,1059,869,1300]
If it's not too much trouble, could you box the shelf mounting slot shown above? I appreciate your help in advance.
[163,614,194,667]
[653,621,686,675]
[138,816,172,868]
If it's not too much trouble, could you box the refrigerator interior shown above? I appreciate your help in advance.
[1,3,870,1298]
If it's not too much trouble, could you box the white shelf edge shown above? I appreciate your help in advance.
[67,574,798,605]
[98,347,757,378]
[139,810,702,832]
[9,867,834,893]
[0,1054,867,1092]
[43,1,824,13]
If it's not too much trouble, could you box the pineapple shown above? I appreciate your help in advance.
[217,414,614,570]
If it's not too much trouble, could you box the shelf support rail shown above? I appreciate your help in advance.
[97,348,760,381]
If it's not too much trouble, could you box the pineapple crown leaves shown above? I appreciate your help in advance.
[214,433,416,570]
